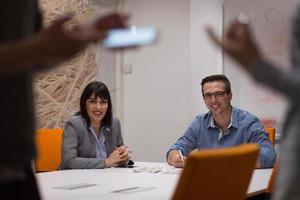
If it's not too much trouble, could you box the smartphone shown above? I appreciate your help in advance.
[103,26,157,48]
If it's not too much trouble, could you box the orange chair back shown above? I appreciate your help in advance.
[266,160,279,194]
[265,128,276,146]
[172,144,259,200]
[35,129,63,172]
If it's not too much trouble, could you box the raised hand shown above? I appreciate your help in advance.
[206,19,261,71]
[33,12,129,68]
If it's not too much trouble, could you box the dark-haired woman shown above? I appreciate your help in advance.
[59,81,130,169]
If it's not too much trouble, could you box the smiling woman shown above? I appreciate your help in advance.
[58,81,131,169]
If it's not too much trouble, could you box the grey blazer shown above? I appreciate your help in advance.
[58,115,124,169]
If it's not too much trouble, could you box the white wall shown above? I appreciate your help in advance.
[189,0,223,118]
[122,0,223,162]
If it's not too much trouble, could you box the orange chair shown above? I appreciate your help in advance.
[172,144,259,200]
[35,129,63,172]
[265,128,276,146]
[266,160,279,195]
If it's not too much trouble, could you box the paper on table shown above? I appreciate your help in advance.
[161,166,183,175]
[161,170,182,175]
[53,183,97,190]
[111,186,156,194]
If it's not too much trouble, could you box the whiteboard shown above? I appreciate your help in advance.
[223,0,300,133]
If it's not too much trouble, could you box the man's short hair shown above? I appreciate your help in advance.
[201,74,231,94]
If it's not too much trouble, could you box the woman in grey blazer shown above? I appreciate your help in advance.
[59,81,130,169]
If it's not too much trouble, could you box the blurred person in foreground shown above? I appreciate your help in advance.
[0,1,128,199]
[207,7,300,200]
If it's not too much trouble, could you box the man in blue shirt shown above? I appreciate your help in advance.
[167,74,276,169]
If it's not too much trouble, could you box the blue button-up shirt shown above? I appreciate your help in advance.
[168,107,277,168]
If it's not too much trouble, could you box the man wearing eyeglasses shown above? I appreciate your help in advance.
[167,74,276,168]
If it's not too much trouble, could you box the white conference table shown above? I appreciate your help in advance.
[36,162,272,200]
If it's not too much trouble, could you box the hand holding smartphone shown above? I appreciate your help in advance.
[103,26,157,48]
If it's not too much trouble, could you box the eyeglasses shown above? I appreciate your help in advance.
[203,91,227,100]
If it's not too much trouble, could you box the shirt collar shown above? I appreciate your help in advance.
[208,106,238,129]
[88,125,111,135]
[79,114,111,132]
